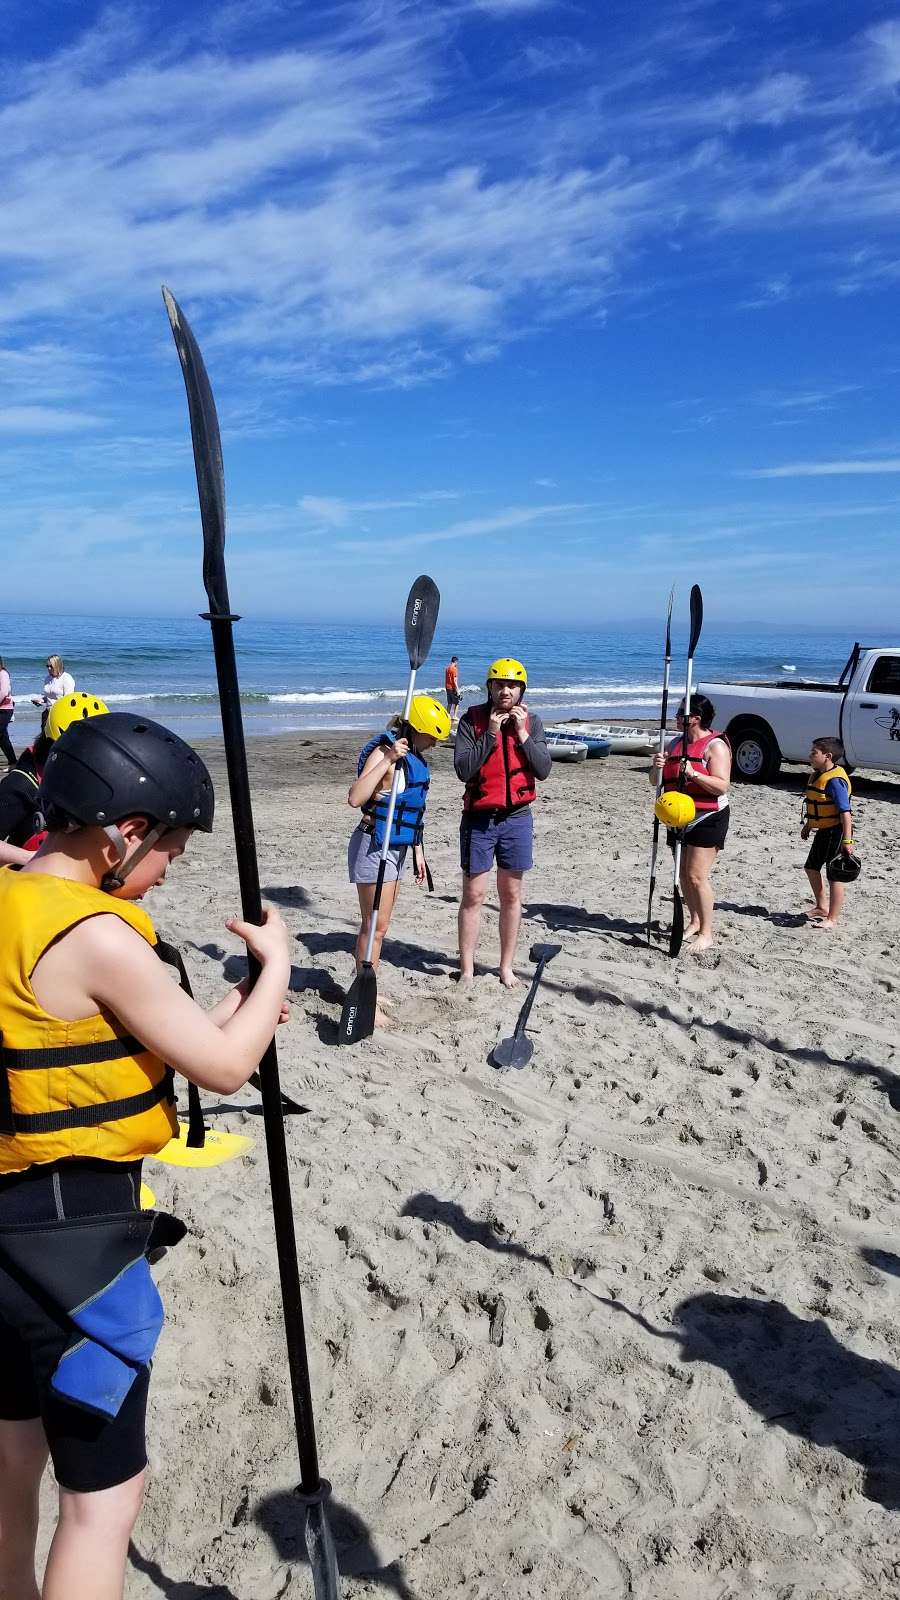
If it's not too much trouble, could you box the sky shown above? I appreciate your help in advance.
[2,0,900,629]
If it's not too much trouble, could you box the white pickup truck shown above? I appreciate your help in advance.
[700,644,900,781]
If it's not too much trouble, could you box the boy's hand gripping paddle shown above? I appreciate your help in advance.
[162,287,341,1600]
[669,584,703,959]
[646,587,674,946]
[490,943,562,1069]
[338,575,440,1046]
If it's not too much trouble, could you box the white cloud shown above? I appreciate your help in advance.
[337,502,594,555]
[0,405,102,433]
[746,459,900,479]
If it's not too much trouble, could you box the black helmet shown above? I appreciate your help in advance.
[41,714,214,833]
[827,849,861,884]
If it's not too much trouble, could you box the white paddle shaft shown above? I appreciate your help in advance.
[362,665,418,965]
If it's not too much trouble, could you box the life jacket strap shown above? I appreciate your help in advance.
[5,1074,173,1136]
[155,939,206,1149]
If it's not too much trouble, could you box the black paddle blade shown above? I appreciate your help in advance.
[665,586,674,656]
[529,942,562,964]
[338,964,377,1045]
[645,879,656,946]
[304,1497,342,1600]
[669,884,685,958]
[491,1034,535,1070]
[162,288,230,618]
[688,584,704,657]
[405,576,440,669]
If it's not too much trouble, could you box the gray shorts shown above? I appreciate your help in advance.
[348,824,408,884]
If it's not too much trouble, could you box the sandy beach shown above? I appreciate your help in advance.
[49,733,900,1598]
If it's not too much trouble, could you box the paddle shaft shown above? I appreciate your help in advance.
[206,615,323,1495]
[512,957,549,1039]
[646,593,674,942]
[670,586,703,956]
[361,665,418,965]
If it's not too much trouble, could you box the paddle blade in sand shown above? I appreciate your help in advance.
[490,943,561,1070]
[153,1123,252,1169]
[338,964,377,1047]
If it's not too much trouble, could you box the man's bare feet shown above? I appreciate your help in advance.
[456,971,475,990]
[809,919,838,933]
[689,934,714,952]
[804,905,827,920]
[683,923,701,941]
[499,969,520,988]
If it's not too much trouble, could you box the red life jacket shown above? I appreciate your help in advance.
[662,730,730,814]
[463,703,537,813]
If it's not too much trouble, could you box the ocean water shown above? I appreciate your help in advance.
[0,612,856,742]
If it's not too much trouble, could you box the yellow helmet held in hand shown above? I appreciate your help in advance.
[486,657,527,688]
[654,791,696,829]
[407,695,451,741]
[45,692,109,743]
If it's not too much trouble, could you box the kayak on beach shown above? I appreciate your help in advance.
[546,735,589,762]
[546,723,653,755]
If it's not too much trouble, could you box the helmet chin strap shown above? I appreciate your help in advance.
[101,823,168,891]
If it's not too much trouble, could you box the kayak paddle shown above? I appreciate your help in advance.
[669,584,703,960]
[338,574,440,1046]
[163,287,342,1600]
[490,943,562,1069]
[646,587,674,945]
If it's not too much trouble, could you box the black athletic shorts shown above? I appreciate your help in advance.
[0,1158,151,1493]
[806,826,842,872]
[667,807,730,851]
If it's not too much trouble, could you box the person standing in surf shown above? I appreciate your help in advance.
[650,693,731,952]
[31,655,75,707]
[347,695,450,1026]
[455,658,551,988]
[0,657,15,766]
[444,655,461,732]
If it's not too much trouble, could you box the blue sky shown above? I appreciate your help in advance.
[2,0,900,628]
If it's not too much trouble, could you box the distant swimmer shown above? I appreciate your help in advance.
[454,657,551,988]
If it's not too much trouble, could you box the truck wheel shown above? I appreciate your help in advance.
[730,723,780,783]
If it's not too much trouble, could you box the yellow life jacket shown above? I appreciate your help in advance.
[804,764,851,830]
[0,868,178,1174]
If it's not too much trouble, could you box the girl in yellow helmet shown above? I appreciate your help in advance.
[347,695,450,1025]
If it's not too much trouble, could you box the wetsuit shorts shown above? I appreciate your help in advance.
[667,808,730,851]
[0,1159,151,1492]
[461,807,533,875]
[348,823,408,884]
[806,826,843,872]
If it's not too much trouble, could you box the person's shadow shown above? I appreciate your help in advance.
[673,1293,900,1508]
[256,1490,418,1597]
[128,1544,239,1598]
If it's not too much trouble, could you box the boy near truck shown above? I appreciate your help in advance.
[801,736,855,929]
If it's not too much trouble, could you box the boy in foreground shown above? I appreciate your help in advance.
[0,714,290,1600]
[801,735,855,930]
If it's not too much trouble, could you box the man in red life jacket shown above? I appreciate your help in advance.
[454,657,551,987]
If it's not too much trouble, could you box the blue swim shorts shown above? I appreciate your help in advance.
[461,808,534,876]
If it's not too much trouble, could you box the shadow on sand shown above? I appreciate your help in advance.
[256,1489,419,1598]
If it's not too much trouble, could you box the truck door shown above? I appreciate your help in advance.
[845,653,900,768]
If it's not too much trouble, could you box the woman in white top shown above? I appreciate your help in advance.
[0,656,15,764]
[32,654,75,708]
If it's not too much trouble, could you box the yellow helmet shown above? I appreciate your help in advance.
[407,695,451,742]
[486,657,527,688]
[654,791,696,829]
[45,692,109,743]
